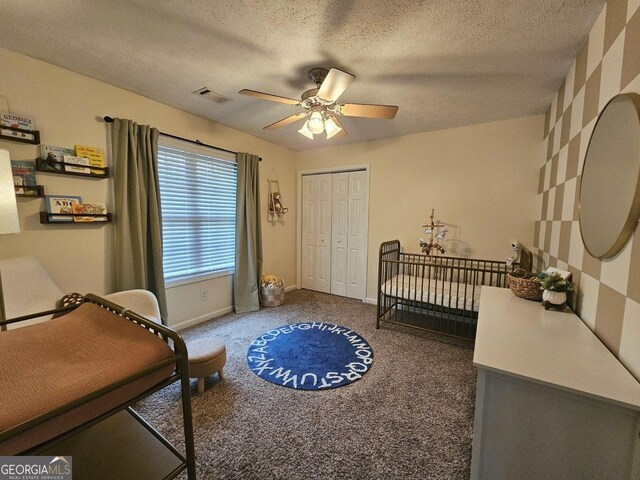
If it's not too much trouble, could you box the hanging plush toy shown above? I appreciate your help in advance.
[267,176,288,221]
[272,193,289,215]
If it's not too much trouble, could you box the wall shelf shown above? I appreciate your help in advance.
[0,125,40,145]
[40,212,112,224]
[15,185,45,197]
[36,158,109,179]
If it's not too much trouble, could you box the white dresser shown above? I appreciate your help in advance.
[471,287,640,480]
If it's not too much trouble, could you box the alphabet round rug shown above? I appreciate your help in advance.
[247,323,373,390]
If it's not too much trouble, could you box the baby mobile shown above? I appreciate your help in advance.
[419,209,448,256]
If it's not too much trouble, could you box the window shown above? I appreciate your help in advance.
[157,137,237,285]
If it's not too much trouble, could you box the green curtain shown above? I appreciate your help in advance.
[234,153,262,313]
[111,118,168,324]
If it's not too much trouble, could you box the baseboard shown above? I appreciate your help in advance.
[170,306,234,331]
[365,297,378,305]
[171,285,298,330]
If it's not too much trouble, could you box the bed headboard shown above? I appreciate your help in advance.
[378,240,401,285]
[379,240,400,261]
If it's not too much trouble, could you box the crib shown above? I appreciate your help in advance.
[377,240,516,340]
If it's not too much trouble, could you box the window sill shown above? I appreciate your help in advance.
[165,269,234,289]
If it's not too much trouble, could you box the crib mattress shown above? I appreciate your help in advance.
[381,274,482,312]
[0,302,175,455]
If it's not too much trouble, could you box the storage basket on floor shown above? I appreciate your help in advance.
[507,269,542,301]
[260,285,285,307]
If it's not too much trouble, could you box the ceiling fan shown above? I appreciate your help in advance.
[239,67,399,139]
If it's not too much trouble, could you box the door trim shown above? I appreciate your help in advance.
[296,164,370,301]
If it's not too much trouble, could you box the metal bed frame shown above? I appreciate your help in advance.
[0,294,196,480]
[377,240,516,341]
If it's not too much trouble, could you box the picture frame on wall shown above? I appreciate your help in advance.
[45,195,82,222]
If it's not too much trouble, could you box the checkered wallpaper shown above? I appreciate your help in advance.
[535,0,640,380]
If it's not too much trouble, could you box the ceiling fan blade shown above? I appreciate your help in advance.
[263,112,307,130]
[239,89,300,105]
[339,103,399,119]
[317,68,355,102]
[326,114,348,138]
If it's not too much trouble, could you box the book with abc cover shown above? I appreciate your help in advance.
[45,195,82,222]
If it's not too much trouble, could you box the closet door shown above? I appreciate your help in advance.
[301,176,316,290]
[331,173,349,296]
[314,174,333,293]
[347,171,368,300]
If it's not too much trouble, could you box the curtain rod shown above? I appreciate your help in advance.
[102,116,261,161]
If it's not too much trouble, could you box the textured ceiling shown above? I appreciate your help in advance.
[0,0,604,151]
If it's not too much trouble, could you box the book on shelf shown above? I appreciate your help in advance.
[15,186,41,196]
[0,113,35,141]
[45,195,81,222]
[75,145,106,175]
[62,155,91,174]
[11,160,36,187]
[40,145,74,173]
[71,202,107,222]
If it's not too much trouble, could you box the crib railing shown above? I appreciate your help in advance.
[377,240,516,340]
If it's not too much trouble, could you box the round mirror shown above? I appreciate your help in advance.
[579,93,640,259]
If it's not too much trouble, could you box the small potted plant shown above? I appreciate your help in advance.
[539,272,574,309]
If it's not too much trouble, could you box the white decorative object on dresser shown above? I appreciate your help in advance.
[471,287,640,480]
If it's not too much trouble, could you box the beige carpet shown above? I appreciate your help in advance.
[135,289,476,479]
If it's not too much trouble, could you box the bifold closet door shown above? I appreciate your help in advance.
[331,171,368,299]
[302,171,367,299]
[331,173,349,296]
[301,174,332,293]
[301,176,316,290]
[346,171,367,300]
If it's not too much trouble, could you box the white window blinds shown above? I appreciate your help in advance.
[157,138,237,284]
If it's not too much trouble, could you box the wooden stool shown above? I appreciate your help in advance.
[187,337,226,394]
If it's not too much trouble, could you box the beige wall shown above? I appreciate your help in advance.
[0,47,297,328]
[535,0,640,379]
[297,115,543,301]
[0,45,550,330]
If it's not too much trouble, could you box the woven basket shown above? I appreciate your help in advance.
[507,269,542,301]
[260,285,285,307]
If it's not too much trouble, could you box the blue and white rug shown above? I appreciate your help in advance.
[247,323,373,390]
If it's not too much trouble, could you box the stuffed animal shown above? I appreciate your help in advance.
[272,193,289,215]
[506,241,522,267]
[263,274,285,289]
[262,274,279,286]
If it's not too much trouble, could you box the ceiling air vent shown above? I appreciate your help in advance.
[193,87,230,104]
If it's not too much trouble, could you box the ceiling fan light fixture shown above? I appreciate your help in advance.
[298,120,314,139]
[325,116,342,139]
[307,110,325,134]
[241,66,399,140]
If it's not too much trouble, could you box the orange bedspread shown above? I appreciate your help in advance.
[0,302,175,454]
